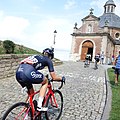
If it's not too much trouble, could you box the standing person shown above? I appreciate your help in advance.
[112,54,115,65]
[16,48,65,111]
[100,51,104,64]
[114,51,120,85]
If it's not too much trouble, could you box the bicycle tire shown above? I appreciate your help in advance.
[45,90,63,120]
[2,102,32,120]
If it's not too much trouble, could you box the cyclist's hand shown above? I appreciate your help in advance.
[62,76,66,84]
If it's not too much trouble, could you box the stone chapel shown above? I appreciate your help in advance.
[70,0,120,64]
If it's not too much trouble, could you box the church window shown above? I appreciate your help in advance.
[115,33,120,40]
[107,6,110,13]
[111,6,113,12]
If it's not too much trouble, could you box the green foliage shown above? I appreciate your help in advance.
[14,45,41,54]
[0,40,41,54]
[3,40,15,54]
[107,68,120,120]
[0,40,62,63]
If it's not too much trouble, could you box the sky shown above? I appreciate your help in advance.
[0,0,120,61]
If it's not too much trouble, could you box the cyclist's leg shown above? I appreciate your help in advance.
[95,60,96,68]
[95,60,97,69]
[96,61,98,68]
[37,77,48,111]
[16,64,48,111]
[28,70,48,111]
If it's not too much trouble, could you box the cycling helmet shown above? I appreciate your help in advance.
[42,48,54,59]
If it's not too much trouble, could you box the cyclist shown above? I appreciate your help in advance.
[16,48,65,111]
[94,54,100,69]
[84,54,90,67]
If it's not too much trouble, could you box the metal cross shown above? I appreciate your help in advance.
[90,8,94,14]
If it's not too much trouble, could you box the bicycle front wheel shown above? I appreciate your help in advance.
[45,90,63,120]
[2,102,32,120]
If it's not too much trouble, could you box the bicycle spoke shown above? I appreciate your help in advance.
[45,90,63,120]
[2,102,32,120]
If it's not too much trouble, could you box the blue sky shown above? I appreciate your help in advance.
[0,0,120,60]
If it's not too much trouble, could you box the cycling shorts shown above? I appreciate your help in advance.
[16,63,44,89]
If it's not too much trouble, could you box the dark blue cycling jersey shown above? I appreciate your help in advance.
[21,55,54,72]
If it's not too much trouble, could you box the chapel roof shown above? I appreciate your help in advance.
[99,0,120,29]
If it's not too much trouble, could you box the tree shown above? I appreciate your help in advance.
[3,40,15,54]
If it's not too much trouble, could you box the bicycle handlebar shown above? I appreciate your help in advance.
[50,79,64,89]
[45,74,65,90]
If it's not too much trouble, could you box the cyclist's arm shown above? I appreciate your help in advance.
[50,72,62,81]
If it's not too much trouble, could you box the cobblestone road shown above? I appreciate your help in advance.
[0,61,107,120]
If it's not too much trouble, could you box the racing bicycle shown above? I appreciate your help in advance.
[84,59,90,68]
[2,74,65,120]
[94,60,98,69]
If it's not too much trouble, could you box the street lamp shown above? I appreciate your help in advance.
[53,30,57,45]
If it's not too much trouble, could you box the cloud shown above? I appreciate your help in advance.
[64,0,77,10]
[90,0,105,14]
[0,16,29,39]
[0,10,4,17]
[26,17,73,51]
[0,9,73,54]
[115,0,120,15]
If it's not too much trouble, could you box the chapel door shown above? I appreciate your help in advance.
[81,41,93,60]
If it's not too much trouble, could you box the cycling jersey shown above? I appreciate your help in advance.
[21,55,54,72]
[94,55,100,62]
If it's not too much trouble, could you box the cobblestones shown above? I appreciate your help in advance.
[0,61,107,120]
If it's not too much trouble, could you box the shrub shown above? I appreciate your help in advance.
[3,40,15,54]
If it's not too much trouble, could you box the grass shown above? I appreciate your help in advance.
[0,40,41,54]
[107,68,120,120]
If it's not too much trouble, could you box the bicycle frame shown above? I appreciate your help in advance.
[27,80,59,119]
[44,82,58,108]
[28,90,40,117]
[2,75,64,120]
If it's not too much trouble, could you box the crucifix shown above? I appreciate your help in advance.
[90,8,94,14]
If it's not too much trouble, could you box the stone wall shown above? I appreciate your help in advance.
[0,54,63,79]
[0,54,30,79]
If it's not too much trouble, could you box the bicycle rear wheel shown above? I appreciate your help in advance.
[45,90,63,120]
[2,102,32,120]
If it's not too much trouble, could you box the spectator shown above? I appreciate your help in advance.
[100,51,104,64]
[114,51,120,85]
[112,55,115,65]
